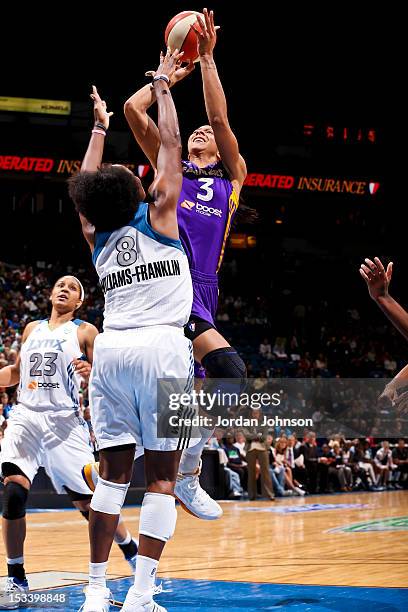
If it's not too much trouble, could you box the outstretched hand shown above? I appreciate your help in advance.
[359,257,393,300]
[152,48,186,83]
[90,85,113,129]
[191,8,220,56]
[145,57,195,87]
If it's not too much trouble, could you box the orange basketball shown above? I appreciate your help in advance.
[164,11,204,63]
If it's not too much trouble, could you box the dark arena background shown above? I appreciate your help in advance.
[1,3,405,611]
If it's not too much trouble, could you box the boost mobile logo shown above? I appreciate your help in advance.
[180,200,195,210]
[28,381,60,390]
[196,203,222,217]
[180,199,222,217]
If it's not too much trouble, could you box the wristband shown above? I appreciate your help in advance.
[92,129,106,136]
[153,75,170,85]
[94,122,107,132]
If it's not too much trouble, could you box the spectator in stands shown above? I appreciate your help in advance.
[259,338,272,359]
[273,337,287,359]
[233,431,246,456]
[223,432,248,490]
[316,443,331,493]
[383,354,397,376]
[392,439,408,488]
[267,434,292,497]
[207,431,243,499]
[299,431,320,493]
[314,353,329,376]
[350,440,376,490]
[241,409,275,501]
[287,434,307,486]
[331,442,353,491]
[0,392,13,420]
[312,406,324,426]
[374,441,395,489]
[273,437,305,496]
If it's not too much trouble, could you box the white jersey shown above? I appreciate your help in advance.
[92,203,193,330]
[17,319,83,414]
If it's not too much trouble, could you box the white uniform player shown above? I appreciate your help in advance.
[71,63,194,612]
[1,319,94,495]
[0,276,138,610]
[90,202,194,452]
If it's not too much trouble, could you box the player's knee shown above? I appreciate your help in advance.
[146,480,175,496]
[64,486,92,503]
[201,348,247,416]
[2,482,29,520]
[99,444,136,483]
[139,492,177,542]
[202,347,246,379]
[73,499,91,516]
[90,477,130,515]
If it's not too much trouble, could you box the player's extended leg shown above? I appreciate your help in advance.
[175,327,246,520]
[65,486,138,572]
[0,465,30,610]
[121,448,180,612]
[81,445,135,612]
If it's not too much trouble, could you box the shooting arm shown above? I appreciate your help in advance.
[148,79,182,238]
[375,295,408,342]
[124,85,161,171]
[200,54,246,187]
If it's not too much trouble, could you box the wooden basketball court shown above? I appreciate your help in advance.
[1,491,406,589]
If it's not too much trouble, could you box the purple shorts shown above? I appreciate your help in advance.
[190,269,219,326]
[190,269,219,379]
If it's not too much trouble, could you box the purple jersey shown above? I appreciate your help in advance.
[177,160,238,276]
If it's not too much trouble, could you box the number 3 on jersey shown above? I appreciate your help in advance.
[197,178,214,202]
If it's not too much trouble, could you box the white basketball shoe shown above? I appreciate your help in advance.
[174,460,223,520]
[0,577,29,610]
[122,586,166,612]
[79,586,111,612]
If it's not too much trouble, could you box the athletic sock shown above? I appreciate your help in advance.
[7,557,26,582]
[133,555,159,593]
[89,561,108,589]
[179,428,213,473]
[117,532,138,559]
[114,529,131,546]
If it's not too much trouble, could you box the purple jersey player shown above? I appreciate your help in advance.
[125,8,249,520]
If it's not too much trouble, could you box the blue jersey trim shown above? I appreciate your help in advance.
[72,318,85,326]
[66,362,79,411]
[129,203,184,253]
[92,230,113,265]
[92,203,184,265]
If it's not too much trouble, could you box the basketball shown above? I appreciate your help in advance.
[165,11,204,63]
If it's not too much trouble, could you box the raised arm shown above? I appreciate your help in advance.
[360,257,408,341]
[148,49,184,239]
[124,85,161,170]
[192,9,247,192]
[81,85,113,172]
[379,363,408,405]
[77,86,113,249]
[124,59,195,171]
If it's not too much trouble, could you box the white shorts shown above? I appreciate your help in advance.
[0,404,94,495]
[89,325,197,452]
